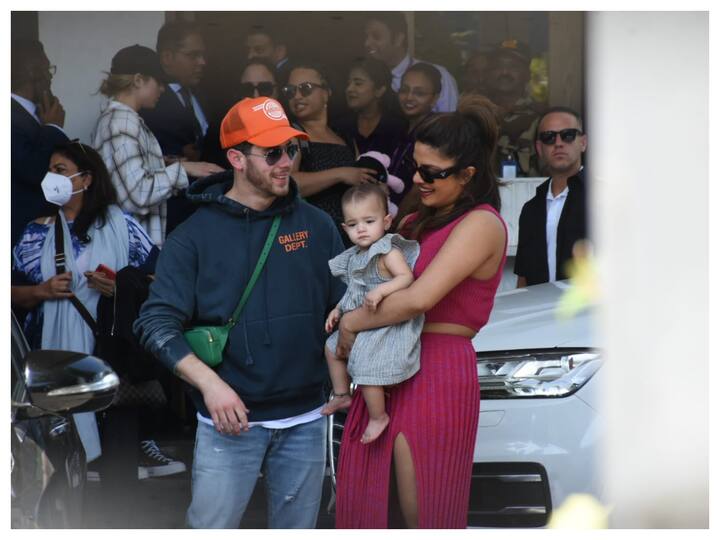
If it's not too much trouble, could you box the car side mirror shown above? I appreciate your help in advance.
[23,350,119,414]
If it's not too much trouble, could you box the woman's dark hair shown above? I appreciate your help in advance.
[403,94,501,240]
[288,59,330,87]
[52,141,118,244]
[402,62,442,95]
[287,60,336,122]
[234,57,278,92]
[348,57,397,113]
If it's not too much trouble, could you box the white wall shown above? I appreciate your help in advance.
[588,12,708,527]
[39,12,166,144]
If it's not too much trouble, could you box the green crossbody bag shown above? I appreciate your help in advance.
[184,216,281,367]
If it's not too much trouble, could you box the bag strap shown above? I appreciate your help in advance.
[226,215,281,329]
[54,213,99,336]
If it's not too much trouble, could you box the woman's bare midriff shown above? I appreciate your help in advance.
[421,322,476,338]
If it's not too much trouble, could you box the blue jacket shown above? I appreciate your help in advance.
[134,171,345,421]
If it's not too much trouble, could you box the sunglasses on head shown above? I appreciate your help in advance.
[538,128,583,145]
[238,81,276,99]
[280,82,326,100]
[412,160,463,183]
[242,143,300,166]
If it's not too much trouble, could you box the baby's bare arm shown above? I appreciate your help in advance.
[365,249,414,311]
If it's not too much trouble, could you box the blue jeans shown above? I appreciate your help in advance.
[186,417,327,529]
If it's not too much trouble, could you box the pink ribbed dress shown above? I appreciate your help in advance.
[335,204,507,528]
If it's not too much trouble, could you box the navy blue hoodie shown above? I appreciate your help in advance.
[134,171,345,421]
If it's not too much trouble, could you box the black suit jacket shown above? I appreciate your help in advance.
[11,98,69,245]
[514,169,587,286]
[139,88,204,158]
[139,89,225,235]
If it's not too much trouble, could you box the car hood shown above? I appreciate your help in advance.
[472,281,597,352]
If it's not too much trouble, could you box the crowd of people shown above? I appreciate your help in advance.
[10,12,588,529]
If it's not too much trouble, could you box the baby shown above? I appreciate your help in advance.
[323,184,423,444]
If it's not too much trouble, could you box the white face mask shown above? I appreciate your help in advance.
[41,171,86,206]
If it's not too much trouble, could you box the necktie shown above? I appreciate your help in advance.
[178,86,203,142]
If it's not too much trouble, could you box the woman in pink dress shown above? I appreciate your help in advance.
[334,94,507,528]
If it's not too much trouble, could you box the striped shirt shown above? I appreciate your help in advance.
[92,100,188,246]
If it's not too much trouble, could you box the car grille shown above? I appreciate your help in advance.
[329,413,551,528]
[468,462,551,527]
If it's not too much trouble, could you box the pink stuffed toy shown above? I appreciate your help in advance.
[354,151,405,217]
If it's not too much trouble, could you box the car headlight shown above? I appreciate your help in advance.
[476,349,601,398]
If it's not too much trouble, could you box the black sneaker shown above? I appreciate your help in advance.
[138,440,187,479]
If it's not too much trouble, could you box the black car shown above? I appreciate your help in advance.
[11,312,119,528]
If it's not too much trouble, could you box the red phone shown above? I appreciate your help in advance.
[95,264,116,280]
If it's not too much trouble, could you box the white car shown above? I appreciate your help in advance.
[327,280,602,528]
[469,280,602,527]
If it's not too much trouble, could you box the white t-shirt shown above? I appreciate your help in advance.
[545,181,569,282]
[197,405,323,430]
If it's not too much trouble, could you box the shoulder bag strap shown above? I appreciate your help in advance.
[226,215,281,328]
[54,214,99,336]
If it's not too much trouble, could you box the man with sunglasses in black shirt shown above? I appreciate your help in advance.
[515,106,588,287]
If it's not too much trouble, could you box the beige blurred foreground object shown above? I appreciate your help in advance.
[557,240,598,320]
[548,493,609,529]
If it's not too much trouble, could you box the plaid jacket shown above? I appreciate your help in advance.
[92,100,188,246]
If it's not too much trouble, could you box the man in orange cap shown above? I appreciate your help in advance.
[135,97,346,528]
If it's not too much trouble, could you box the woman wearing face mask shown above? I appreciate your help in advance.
[337,57,406,158]
[11,141,157,463]
[284,61,378,244]
[92,45,223,246]
[388,63,442,213]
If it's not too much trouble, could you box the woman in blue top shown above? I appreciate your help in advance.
[11,141,156,463]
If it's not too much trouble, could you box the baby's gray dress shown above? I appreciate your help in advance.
[326,233,424,386]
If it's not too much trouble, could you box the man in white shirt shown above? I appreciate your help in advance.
[363,13,459,113]
[11,39,69,245]
[515,107,588,287]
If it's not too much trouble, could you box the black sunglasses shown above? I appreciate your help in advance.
[242,143,300,166]
[412,160,464,184]
[238,81,276,99]
[538,128,583,145]
[280,82,326,100]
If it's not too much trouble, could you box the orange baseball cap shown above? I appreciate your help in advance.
[220,97,309,149]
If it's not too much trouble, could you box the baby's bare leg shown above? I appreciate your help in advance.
[321,346,352,415]
[360,385,390,444]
